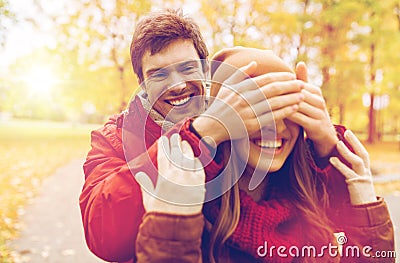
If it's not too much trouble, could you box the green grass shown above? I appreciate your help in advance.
[0,119,98,262]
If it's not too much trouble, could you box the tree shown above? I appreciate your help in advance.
[41,0,151,111]
[351,0,399,142]
[0,0,14,47]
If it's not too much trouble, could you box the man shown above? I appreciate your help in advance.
[80,9,338,263]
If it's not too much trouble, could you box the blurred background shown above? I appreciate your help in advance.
[0,0,399,262]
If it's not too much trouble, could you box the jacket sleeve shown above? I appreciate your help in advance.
[307,125,352,208]
[80,123,145,262]
[80,116,222,262]
[333,198,395,262]
[136,213,204,263]
[307,125,395,262]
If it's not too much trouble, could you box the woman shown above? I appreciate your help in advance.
[134,47,394,263]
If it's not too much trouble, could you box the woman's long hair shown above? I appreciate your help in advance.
[207,128,335,263]
[207,141,241,263]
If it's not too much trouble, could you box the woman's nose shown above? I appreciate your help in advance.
[275,119,287,134]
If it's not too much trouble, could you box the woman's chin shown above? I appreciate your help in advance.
[254,159,284,173]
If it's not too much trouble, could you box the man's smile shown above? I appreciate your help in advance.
[165,93,194,107]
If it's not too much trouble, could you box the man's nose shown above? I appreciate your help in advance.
[168,72,187,93]
[169,71,186,86]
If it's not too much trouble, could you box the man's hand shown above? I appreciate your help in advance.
[329,130,377,205]
[193,61,304,146]
[287,62,338,157]
[135,134,206,215]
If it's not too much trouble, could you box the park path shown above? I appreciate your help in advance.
[9,159,106,263]
[8,159,400,262]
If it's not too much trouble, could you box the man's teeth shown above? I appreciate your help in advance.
[254,139,283,148]
[168,96,191,106]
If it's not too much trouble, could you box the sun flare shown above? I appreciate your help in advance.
[25,67,57,97]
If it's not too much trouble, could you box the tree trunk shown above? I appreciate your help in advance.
[118,66,128,112]
[339,102,345,124]
[367,92,376,143]
[395,3,400,31]
[367,37,377,143]
[296,0,310,62]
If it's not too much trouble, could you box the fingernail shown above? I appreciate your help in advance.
[329,158,337,167]
[337,140,346,150]
[345,130,354,140]
[248,61,256,67]
[299,93,305,100]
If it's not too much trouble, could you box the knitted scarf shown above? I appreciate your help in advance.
[137,91,175,131]
[203,190,305,263]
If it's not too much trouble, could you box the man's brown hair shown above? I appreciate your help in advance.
[130,9,209,83]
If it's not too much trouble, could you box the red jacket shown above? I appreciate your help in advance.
[80,96,223,262]
[80,96,394,262]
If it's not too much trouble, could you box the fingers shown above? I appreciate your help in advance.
[162,133,201,172]
[344,130,370,169]
[169,133,182,164]
[256,105,299,127]
[224,61,257,86]
[225,62,296,90]
[336,140,366,175]
[164,134,205,186]
[300,88,325,111]
[135,172,155,193]
[302,82,323,97]
[329,157,358,180]
[251,71,297,89]
[157,135,171,169]
[266,92,304,112]
[193,157,204,175]
[287,111,314,129]
[258,80,304,100]
[181,139,194,159]
[181,139,196,170]
[240,80,303,112]
[244,88,302,114]
[287,95,325,126]
[296,61,308,82]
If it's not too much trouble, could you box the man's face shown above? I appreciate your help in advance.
[141,39,206,123]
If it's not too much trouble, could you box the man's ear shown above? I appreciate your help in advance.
[201,59,210,75]
[138,80,148,99]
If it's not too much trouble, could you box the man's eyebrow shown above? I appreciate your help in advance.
[178,60,199,67]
